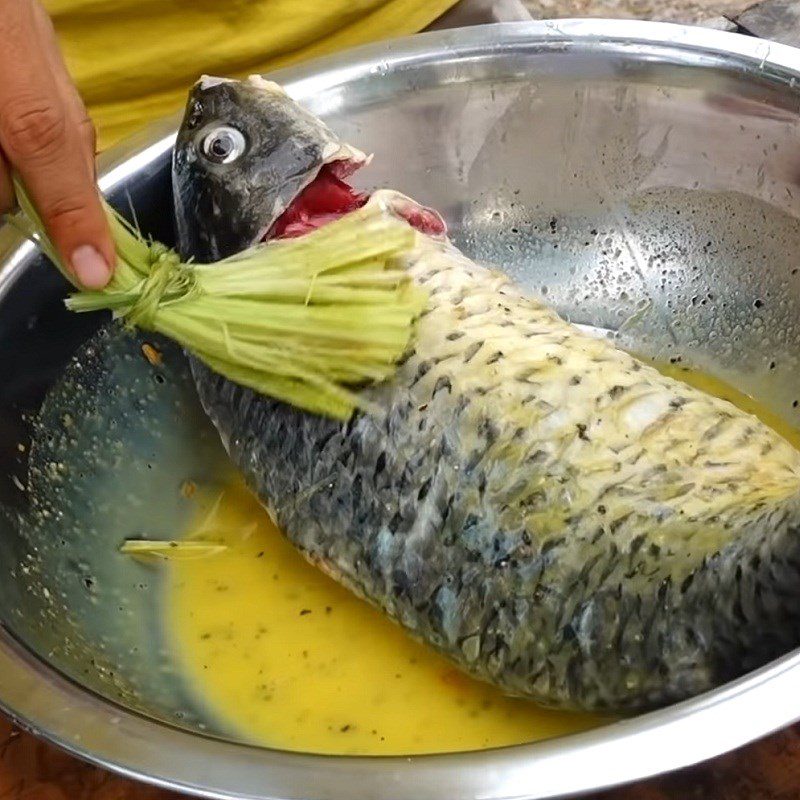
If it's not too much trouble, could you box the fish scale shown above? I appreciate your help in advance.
[175,77,800,712]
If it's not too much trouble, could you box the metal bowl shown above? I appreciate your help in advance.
[2,18,800,800]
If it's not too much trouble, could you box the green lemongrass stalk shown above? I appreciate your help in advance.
[119,540,228,561]
[10,178,428,419]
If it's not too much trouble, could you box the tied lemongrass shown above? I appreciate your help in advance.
[10,179,427,419]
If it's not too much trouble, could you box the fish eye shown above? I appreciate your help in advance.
[201,126,246,164]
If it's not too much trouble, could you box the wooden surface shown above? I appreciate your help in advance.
[3,716,800,799]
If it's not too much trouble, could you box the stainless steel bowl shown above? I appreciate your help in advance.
[2,18,800,800]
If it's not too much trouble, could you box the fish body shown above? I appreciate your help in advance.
[173,76,800,712]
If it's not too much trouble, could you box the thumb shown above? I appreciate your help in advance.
[0,0,114,288]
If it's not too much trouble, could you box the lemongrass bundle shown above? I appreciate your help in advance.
[11,179,427,419]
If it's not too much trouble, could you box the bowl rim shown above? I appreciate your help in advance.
[3,17,800,800]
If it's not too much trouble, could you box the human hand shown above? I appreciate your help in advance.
[0,0,114,289]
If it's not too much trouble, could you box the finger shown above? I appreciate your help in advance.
[0,153,13,215]
[31,0,97,178]
[80,115,97,178]
[0,0,113,289]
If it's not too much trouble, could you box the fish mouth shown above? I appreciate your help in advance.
[262,157,447,242]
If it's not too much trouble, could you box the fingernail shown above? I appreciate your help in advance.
[70,245,110,289]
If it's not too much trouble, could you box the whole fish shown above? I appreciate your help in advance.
[173,75,800,712]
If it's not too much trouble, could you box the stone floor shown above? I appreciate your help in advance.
[523,0,746,22]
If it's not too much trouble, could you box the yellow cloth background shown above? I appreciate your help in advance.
[44,0,459,150]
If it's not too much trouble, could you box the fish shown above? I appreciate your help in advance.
[172,75,800,713]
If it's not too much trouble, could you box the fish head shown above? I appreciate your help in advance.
[172,74,367,261]
[173,75,445,261]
